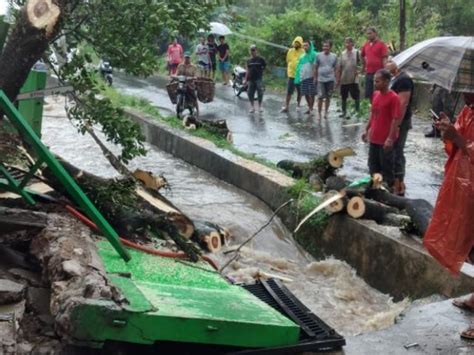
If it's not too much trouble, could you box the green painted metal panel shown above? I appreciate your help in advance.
[18,70,47,137]
[0,90,130,261]
[72,241,300,348]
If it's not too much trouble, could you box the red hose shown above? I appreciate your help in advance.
[64,204,219,270]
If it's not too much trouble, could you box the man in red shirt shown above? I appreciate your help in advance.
[361,27,388,101]
[362,69,401,187]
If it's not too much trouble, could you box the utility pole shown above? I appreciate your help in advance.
[399,0,406,51]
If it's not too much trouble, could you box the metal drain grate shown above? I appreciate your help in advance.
[237,278,346,354]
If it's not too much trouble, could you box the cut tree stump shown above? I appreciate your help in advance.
[183,115,233,142]
[277,147,354,182]
[323,190,347,214]
[347,196,397,223]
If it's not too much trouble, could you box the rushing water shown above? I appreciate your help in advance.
[41,96,408,336]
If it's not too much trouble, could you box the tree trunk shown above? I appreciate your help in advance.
[405,199,433,236]
[0,0,65,101]
[183,115,232,142]
[41,157,201,260]
[347,196,397,223]
[277,147,354,181]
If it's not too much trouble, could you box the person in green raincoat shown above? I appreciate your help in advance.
[295,40,318,115]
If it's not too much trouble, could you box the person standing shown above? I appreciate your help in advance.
[315,40,337,119]
[295,40,318,115]
[336,37,361,118]
[281,36,304,113]
[207,34,217,79]
[361,27,388,101]
[386,61,414,196]
[362,69,401,187]
[195,36,210,77]
[167,38,183,76]
[244,45,266,113]
[216,35,230,85]
[425,85,457,137]
[423,93,474,340]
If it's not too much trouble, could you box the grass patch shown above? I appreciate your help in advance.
[287,179,329,229]
[101,85,289,173]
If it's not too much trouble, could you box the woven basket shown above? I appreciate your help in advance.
[166,81,179,104]
[196,78,215,103]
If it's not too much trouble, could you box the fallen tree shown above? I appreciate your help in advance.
[41,158,202,261]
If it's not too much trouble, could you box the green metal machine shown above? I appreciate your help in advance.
[0,89,344,352]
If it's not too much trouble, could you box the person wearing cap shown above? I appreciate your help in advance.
[281,36,304,113]
[177,52,199,115]
[245,45,267,113]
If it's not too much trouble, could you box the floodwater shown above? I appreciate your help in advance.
[114,72,445,205]
[41,97,408,336]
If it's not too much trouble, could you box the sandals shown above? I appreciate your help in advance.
[453,298,474,312]
[461,325,474,340]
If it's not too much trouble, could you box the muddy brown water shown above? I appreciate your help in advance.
[41,97,408,336]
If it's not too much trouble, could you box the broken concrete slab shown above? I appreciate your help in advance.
[0,207,48,235]
[0,279,26,304]
[0,301,25,354]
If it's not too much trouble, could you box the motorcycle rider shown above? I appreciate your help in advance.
[176,52,199,116]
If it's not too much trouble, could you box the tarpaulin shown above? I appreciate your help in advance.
[424,105,474,275]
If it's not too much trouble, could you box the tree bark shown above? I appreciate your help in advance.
[0,0,65,101]
[347,196,397,223]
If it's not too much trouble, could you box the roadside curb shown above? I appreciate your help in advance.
[125,107,474,300]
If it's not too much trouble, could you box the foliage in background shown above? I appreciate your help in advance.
[6,0,226,165]
[227,0,443,69]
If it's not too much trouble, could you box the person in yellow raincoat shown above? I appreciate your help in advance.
[424,92,474,340]
[281,36,305,113]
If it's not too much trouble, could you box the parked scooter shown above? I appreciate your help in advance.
[231,65,247,97]
[99,59,113,86]
[174,75,198,119]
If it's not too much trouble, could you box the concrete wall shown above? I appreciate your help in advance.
[126,108,474,300]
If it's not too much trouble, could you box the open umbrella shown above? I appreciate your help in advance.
[208,22,232,36]
[393,36,474,93]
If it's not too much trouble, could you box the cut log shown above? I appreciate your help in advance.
[365,188,408,210]
[347,196,397,223]
[405,199,433,236]
[0,0,64,101]
[42,157,200,260]
[323,190,347,214]
[183,115,233,142]
[193,220,230,252]
[277,147,353,182]
[371,173,383,189]
[132,169,168,191]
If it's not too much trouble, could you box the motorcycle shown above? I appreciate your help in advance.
[231,65,247,97]
[174,75,198,119]
[99,60,113,86]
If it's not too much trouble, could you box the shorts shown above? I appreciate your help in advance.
[318,81,334,99]
[219,60,230,72]
[286,78,301,96]
[198,61,210,70]
[301,78,317,96]
[168,62,179,72]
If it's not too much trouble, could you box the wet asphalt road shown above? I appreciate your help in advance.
[115,73,445,204]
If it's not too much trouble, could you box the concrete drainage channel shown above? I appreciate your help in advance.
[125,108,474,301]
